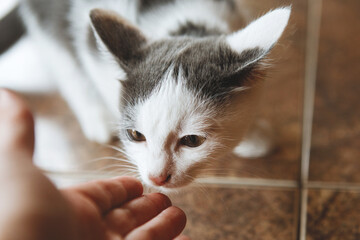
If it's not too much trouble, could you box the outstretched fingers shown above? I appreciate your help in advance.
[124,206,187,240]
[64,177,143,214]
[105,193,172,236]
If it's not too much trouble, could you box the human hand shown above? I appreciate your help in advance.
[0,89,189,240]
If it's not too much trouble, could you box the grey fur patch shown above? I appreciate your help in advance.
[0,6,25,54]
[25,0,73,52]
[172,39,266,103]
[170,21,224,37]
[90,9,147,71]
[139,0,235,12]
[120,37,266,121]
[120,40,186,107]
[215,0,236,10]
[138,0,175,12]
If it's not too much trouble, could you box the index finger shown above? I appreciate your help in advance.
[63,176,143,213]
[125,206,187,240]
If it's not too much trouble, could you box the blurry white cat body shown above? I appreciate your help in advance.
[20,0,290,189]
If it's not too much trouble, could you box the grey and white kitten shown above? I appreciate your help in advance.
[20,0,290,189]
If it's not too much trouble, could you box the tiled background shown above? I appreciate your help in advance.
[0,0,359,239]
[309,0,360,184]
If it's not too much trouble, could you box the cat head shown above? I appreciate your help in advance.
[90,7,291,189]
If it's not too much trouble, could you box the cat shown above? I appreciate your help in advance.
[17,0,290,189]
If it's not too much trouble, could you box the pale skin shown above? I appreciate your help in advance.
[0,89,190,240]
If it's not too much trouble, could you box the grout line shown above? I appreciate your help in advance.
[195,177,298,189]
[301,0,322,190]
[299,188,309,240]
[43,169,360,191]
[43,169,300,189]
[307,181,360,192]
[298,0,323,240]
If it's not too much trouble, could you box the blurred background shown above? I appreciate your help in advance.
[0,0,359,239]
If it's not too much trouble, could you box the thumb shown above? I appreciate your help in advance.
[0,89,35,161]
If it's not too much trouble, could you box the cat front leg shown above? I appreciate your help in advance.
[40,41,114,143]
[57,71,114,143]
[233,120,274,158]
[57,65,116,143]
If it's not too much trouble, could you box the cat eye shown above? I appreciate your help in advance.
[180,135,206,148]
[126,129,146,142]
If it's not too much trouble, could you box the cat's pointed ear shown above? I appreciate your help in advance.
[90,9,147,68]
[226,7,291,66]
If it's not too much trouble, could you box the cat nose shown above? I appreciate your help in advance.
[149,174,171,186]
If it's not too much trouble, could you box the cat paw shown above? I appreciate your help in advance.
[233,120,274,158]
[233,138,272,158]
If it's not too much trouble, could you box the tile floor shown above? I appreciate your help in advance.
[0,0,359,239]
[309,0,360,183]
[306,190,360,240]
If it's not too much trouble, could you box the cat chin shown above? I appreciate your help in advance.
[148,183,192,194]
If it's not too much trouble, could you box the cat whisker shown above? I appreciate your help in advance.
[103,168,140,178]
[81,157,134,168]
[103,144,130,156]
[96,163,138,172]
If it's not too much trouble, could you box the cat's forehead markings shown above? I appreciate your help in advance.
[134,64,217,142]
[122,39,191,106]
[135,70,194,136]
[172,41,265,103]
[122,37,263,114]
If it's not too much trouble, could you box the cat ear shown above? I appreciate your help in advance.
[90,9,147,68]
[226,7,291,67]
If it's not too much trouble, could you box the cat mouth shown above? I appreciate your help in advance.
[146,175,194,189]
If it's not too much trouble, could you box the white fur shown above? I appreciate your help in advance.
[226,7,291,54]
[123,68,220,188]
[69,0,134,120]
[0,36,55,93]
[20,0,291,188]
[20,3,116,142]
[0,0,18,19]
[20,0,232,143]
[124,67,267,188]
[34,118,76,170]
